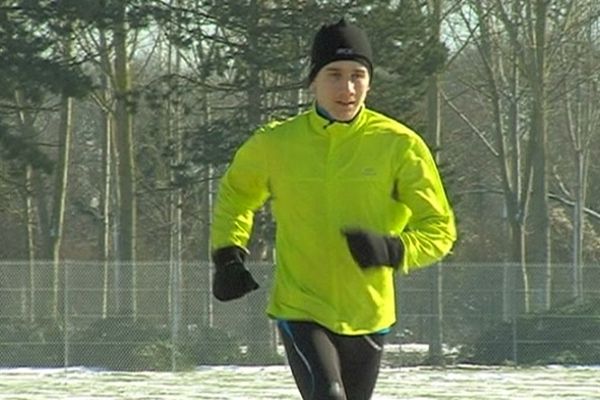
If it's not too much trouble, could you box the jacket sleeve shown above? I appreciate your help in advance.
[210,130,270,251]
[395,135,457,274]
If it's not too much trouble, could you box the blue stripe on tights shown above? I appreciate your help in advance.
[277,320,315,399]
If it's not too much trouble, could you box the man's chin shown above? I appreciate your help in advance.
[332,108,359,122]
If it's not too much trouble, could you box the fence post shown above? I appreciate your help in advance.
[170,259,182,371]
[511,262,518,365]
[63,260,70,371]
[428,262,444,365]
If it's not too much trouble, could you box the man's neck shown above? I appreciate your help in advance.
[316,102,363,124]
[316,103,335,122]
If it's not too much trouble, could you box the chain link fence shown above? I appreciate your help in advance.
[0,260,599,370]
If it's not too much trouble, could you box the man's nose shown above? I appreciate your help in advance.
[339,78,355,93]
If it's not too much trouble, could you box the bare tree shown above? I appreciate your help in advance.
[13,90,42,321]
[557,2,600,303]
[112,0,137,317]
[425,0,445,366]
[445,0,598,315]
[444,0,531,318]
[97,29,114,318]
[49,35,75,319]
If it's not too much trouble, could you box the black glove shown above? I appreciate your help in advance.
[212,246,259,301]
[342,229,403,269]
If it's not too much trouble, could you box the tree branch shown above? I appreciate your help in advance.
[441,89,499,157]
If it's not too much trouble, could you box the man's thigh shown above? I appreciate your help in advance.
[278,321,346,400]
[335,332,385,400]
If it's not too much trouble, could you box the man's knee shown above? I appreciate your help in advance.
[330,381,345,398]
[313,381,346,400]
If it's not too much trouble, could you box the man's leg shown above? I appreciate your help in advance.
[336,333,385,400]
[278,321,346,400]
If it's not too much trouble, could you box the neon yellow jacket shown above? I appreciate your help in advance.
[211,105,456,335]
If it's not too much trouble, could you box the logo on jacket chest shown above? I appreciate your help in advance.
[360,167,377,177]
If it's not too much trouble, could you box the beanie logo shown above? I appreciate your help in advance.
[336,48,355,55]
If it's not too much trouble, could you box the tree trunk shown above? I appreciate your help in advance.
[564,72,585,303]
[244,0,276,362]
[526,0,551,312]
[113,1,137,317]
[425,0,444,366]
[99,28,113,318]
[572,150,584,302]
[25,165,36,323]
[476,0,530,319]
[49,91,72,319]
[14,90,51,320]
[505,38,527,320]
[562,7,598,304]
[49,35,74,319]
[167,4,184,368]
[204,105,214,329]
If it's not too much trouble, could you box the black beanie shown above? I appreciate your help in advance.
[308,18,373,83]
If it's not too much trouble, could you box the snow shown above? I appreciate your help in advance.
[0,365,599,399]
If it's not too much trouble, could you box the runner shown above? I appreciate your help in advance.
[210,17,456,400]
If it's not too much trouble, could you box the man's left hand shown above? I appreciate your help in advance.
[342,229,403,269]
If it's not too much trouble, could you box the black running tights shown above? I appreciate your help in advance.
[277,320,385,400]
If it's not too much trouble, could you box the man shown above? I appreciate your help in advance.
[210,18,456,400]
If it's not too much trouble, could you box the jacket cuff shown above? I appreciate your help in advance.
[212,246,248,268]
[385,236,404,269]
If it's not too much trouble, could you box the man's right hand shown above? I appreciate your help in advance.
[212,246,259,301]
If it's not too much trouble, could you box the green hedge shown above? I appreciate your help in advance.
[0,317,244,370]
[462,299,600,365]
[0,318,64,367]
[70,317,244,370]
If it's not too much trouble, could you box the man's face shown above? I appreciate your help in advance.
[311,60,370,122]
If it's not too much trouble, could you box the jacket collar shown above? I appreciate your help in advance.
[308,102,367,137]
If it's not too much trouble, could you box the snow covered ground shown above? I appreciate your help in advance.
[1,365,599,399]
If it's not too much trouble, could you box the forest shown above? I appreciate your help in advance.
[1,0,600,367]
